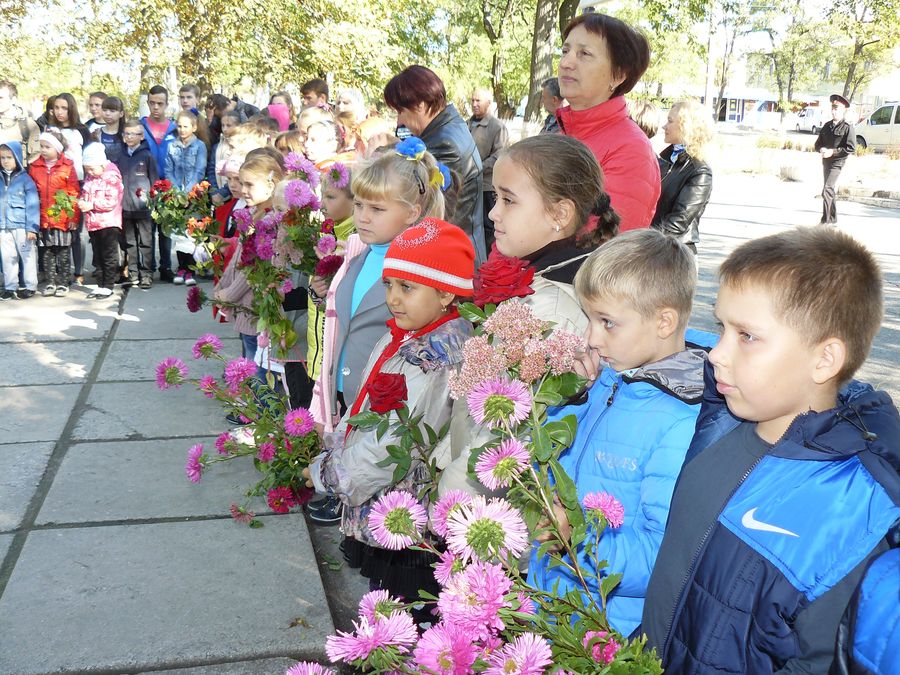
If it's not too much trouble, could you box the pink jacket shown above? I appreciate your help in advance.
[557,96,660,232]
[310,233,367,432]
[80,162,123,232]
[214,239,257,336]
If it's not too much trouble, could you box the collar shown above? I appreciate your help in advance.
[524,236,591,283]
[556,96,628,137]
[470,115,491,127]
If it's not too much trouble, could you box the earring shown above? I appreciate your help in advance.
[555,225,561,233]
[609,84,615,92]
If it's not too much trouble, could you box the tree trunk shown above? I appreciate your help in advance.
[558,0,579,36]
[524,0,557,121]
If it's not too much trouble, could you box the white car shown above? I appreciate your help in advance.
[796,106,826,134]
[856,102,900,151]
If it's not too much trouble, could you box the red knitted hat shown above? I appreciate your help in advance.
[383,218,475,296]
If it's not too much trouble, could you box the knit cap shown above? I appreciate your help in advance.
[383,218,474,296]
[82,143,107,167]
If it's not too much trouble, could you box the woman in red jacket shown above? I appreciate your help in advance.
[28,131,80,296]
[556,13,660,232]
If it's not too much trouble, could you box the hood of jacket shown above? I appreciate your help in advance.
[618,348,709,405]
[0,140,25,174]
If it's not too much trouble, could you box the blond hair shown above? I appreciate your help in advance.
[575,229,695,331]
[670,100,714,162]
[719,227,883,383]
[351,148,445,220]
[239,151,285,184]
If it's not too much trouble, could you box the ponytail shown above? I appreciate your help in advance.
[582,192,619,248]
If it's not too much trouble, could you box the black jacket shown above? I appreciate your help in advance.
[650,145,712,246]
[420,104,486,262]
[113,141,159,217]
[815,120,856,164]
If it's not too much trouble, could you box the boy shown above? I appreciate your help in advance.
[140,85,176,282]
[0,141,39,298]
[642,227,899,673]
[114,118,158,289]
[300,79,329,109]
[529,229,711,637]
[178,84,200,113]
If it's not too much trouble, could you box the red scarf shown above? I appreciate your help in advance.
[345,308,460,438]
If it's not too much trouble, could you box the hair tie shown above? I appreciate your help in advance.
[395,136,427,162]
[436,162,451,192]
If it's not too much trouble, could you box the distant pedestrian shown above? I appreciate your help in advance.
[631,101,661,139]
[814,94,855,225]
[467,87,508,247]
[539,78,563,134]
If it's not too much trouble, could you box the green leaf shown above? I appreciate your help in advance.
[532,425,552,462]
[458,302,486,323]
[600,572,623,600]
[248,519,264,528]
[348,411,381,428]
[376,417,391,440]
[546,415,578,447]
[549,458,578,510]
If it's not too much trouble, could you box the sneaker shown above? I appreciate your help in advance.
[42,284,57,297]
[16,289,35,299]
[307,496,342,524]
[159,269,175,283]
[0,290,16,300]
[184,272,196,287]
[173,270,186,285]
[55,285,69,297]
[90,287,113,299]
[139,277,153,289]
[225,412,252,426]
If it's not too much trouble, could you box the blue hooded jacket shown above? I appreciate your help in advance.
[139,117,177,180]
[529,343,709,637]
[0,141,39,233]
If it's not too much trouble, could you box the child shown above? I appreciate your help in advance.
[307,218,475,616]
[210,158,244,311]
[300,79,329,109]
[642,227,899,673]
[0,141,40,299]
[308,141,445,523]
[213,153,284,364]
[528,229,705,637]
[86,91,107,134]
[115,118,159,289]
[269,91,297,129]
[439,133,620,497]
[79,143,123,299]
[140,85,177,282]
[165,110,208,286]
[273,130,305,158]
[95,96,126,165]
[29,131,79,296]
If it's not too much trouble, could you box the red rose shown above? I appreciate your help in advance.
[152,179,173,193]
[473,248,535,307]
[135,188,144,198]
[367,373,408,414]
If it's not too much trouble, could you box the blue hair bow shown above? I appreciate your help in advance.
[395,136,427,161]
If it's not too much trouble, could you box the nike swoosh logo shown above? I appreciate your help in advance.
[741,508,799,537]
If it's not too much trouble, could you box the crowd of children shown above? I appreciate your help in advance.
[0,75,896,674]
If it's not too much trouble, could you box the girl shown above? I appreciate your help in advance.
[79,143,124,299]
[439,133,621,496]
[165,110,208,286]
[308,140,445,524]
[334,88,367,124]
[213,152,284,366]
[273,130,305,157]
[28,131,80,296]
[303,120,342,166]
[269,91,297,129]
[211,110,242,193]
[95,96,126,165]
[307,218,475,616]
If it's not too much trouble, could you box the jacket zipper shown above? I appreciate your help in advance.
[660,453,764,660]
[574,377,620,478]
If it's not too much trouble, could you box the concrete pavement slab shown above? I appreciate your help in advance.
[139,657,301,674]
[0,384,82,443]
[0,341,102,386]
[37,438,269,524]
[0,293,120,342]
[0,516,333,674]
[0,534,12,563]
[0,441,54,532]
[117,284,237,341]
[72,381,225,441]
[98,338,241,383]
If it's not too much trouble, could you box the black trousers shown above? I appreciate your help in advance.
[283,362,315,410]
[42,246,70,287]
[89,228,121,289]
[122,215,152,280]
[483,190,497,249]
[821,159,844,224]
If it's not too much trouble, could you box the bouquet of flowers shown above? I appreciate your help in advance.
[46,189,78,226]
[147,178,213,240]
[286,300,662,674]
[155,334,321,523]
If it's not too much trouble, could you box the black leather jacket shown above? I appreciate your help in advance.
[420,104,486,261]
[650,145,713,246]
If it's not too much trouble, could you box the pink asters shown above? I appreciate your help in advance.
[280,278,294,295]
[267,486,297,514]
[285,179,316,209]
[325,611,417,663]
[284,407,315,436]
[315,234,337,256]
[437,561,511,642]
[582,492,625,528]
[215,431,234,455]
[583,631,622,665]
[185,444,204,483]
[256,441,276,463]
[198,375,217,398]
[467,378,532,430]
[230,503,255,524]
[326,162,350,190]
[284,662,334,675]
[430,489,473,538]
[284,153,320,188]
[482,300,547,364]
[545,330,586,376]
[485,632,553,675]
[232,208,253,233]
[434,550,464,585]
[413,621,479,675]
[446,495,529,563]
[475,438,530,491]
[224,357,257,391]
[358,588,402,623]
[449,335,507,399]
[516,591,537,615]
[156,357,188,390]
[192,333,223,359]
[368,491,427,550]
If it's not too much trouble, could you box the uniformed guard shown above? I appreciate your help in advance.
[814,94,855,225]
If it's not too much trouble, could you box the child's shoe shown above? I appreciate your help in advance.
[173,270,186,285]
[184,272,196,287]
[0,290,16,300]
[16,289,35,299]
[55,285,69,297]
[139,277,153,289]
[42,284,56,297]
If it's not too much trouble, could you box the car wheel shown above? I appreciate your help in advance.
[856,136,867,149]
[811,125,818,135]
